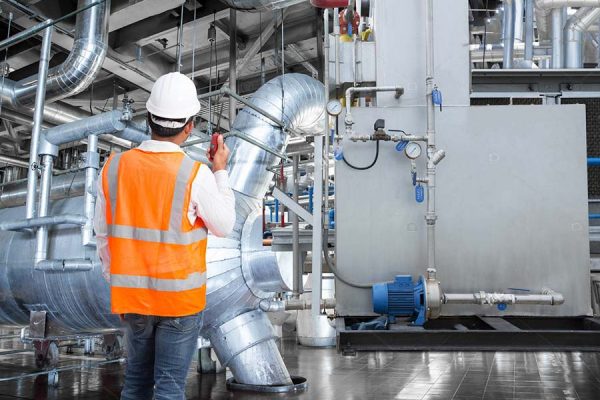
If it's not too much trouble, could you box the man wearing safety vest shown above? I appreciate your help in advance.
[94,72,236,400]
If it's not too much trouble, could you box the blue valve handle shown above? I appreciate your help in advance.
[432,87,443,111]
[396,141,408,152]
[415,184,424,203]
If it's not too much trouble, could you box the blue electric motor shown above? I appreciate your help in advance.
[372,275,428,326]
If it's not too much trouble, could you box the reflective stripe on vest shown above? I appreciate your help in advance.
[111,271,207,292]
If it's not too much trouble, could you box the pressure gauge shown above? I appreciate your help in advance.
[326,99,343,116]
[405,142,422,160]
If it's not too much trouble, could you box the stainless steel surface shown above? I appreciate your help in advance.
[335,105,590,317]
[208,310,292,386]
[229,9,238,125]
[373,0,470,107]
[0,172,86,209]
[443,290,565,306]
[551,7,564,68]
[0,214,86,231]
[502,0,516,68]
[0,155,28,169]
[34,155,54,263]
[292,154,301,295]
[81,135,98,247]
[226,73,325,200]
[564,7,600,68]
[25,27,53,220]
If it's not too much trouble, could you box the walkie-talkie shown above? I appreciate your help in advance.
[209,133,221,161]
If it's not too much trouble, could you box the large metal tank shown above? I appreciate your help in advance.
[0,73,325,385]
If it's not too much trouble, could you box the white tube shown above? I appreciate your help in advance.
[502,0,516,68]
[425,0,437,271]
[551,7,565,68]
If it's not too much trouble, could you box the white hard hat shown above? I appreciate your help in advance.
[146,72,201,120]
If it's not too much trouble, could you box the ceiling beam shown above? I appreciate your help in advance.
[109,0,186,32]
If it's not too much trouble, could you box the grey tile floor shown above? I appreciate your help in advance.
[0,337,599,400]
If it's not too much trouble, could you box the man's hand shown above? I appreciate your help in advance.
[209,134,230,172]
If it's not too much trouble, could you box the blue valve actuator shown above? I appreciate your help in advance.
[334,145,344,161]
[415,184,424,203]
[396,141,408,152]
[432,87,443,111]
[497,303,508,311]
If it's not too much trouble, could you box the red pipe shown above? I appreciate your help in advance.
[310,0,348,8]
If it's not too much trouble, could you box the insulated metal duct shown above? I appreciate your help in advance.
[564,7,600,67]
[0,73,325,386]
[218,0,306,11]
[502,0,516,68]
[0,0,109,123]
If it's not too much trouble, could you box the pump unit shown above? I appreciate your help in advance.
[372,275,427,325]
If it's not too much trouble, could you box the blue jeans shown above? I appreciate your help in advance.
[120,312,203,400]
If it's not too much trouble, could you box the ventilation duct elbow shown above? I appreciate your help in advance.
[0,0,109,111]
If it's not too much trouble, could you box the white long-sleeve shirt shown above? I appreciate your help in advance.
[94,140,236,280]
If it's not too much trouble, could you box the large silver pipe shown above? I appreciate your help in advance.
[525,0,535,61]
[0,172,86,209]
[551,7,565,68]
[81,135,98,246]
[514,0,525,43]
[564,7,600,68]
[0,214,86,231]
[25,27,53,219]
[503,0,517,68]
[226,73,325,200]
[34,155,54,263]
[0,156,29,169]
[0,0,109,123]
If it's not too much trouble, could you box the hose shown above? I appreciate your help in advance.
[322,235,374,289]
[342,140,380,170]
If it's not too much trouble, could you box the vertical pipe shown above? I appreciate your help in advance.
[514,0,524,42]
[333,7,340,87]
[312,8,328,317]
[229,9,237,125]
[551,7,564,68]
[502,0,516,69]
[176,3,184,72]
[25,27,53,219]
[292,154,301,296]
[425,0,437,272]
[81,134,98,246]
[34,155,53,263]
[525,0,534,62]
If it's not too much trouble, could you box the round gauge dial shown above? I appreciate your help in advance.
[326,99,343,116]
[405,142,422,159]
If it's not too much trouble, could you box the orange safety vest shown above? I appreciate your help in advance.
[102,149,208,317]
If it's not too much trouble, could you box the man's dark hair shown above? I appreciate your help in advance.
[147,113,192,137]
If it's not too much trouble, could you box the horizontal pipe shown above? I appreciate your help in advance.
[0,214,86,231]
[0,172,85,209]
[588,157,600,165]
[442,288,564,306]
[35,259,95,272]
[538,0,600,7]
[258,298,336,312]
[589,214,600,219]
[0,156,29,169]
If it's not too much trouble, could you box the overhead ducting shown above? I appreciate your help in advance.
[218,0,307,11]
[564,7,600,67]
[0,0,109,124]
[0,73,325,386]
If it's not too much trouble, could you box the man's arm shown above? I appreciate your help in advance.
[93,170,111,281]
[190,165,236,237]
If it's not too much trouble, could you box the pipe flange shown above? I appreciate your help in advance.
[226,376,308,393]
[425,276,442,320]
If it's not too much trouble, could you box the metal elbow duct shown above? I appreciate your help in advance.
[564,7,600,68]
[227,73,325,199]
[218,0,306,11]
[0,0,109,112]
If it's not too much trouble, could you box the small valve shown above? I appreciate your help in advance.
[432,86,443,111]
[415,184,424,203]
[334,144,344,161]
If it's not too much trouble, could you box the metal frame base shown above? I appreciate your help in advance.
[337,316,600,353]
[226,376,308,393]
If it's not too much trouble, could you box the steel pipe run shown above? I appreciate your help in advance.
[0,74,325,387]
[344,86,404,136]
[551,8,565,68]
[502,0,517,68]
[442,289,565,306]
[564,7,600,68]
